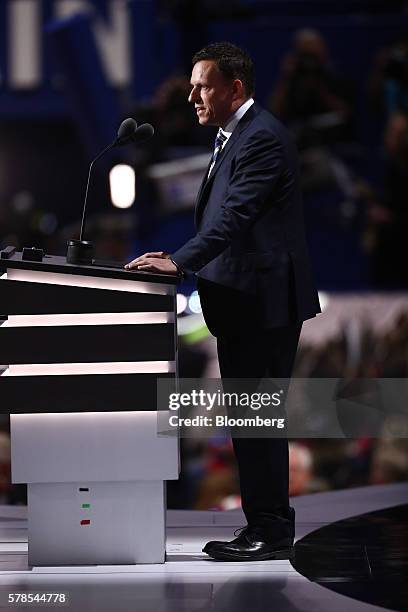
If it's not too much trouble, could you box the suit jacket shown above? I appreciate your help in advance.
[171,102,321,336]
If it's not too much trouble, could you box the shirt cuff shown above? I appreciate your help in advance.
[169,257,185,278]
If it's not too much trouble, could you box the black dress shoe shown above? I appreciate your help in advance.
[203,508,295,561]
[202,526,294,562]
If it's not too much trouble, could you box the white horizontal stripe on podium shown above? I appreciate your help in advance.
[3,269,175,295]
[2,361,175,376]
[2,312,174,327]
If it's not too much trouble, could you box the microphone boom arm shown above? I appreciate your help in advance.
[79,141,114,242]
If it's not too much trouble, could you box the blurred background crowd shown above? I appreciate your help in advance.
[0,0,407,507]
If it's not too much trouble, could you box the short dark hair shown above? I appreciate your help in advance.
[192,42,255,97]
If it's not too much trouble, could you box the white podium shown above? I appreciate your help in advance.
[0,250,179,565]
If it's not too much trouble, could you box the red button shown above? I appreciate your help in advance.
[80,519,91,525]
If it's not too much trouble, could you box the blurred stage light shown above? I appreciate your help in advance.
[176,293,188,315]
[188,290,202,314]
[12,191,34,214]
[318,291,329,312]
[38,213,58,235]
[109,164,135,208]
[177,313,209,343]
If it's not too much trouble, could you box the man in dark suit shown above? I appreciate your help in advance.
[125,42,321,561]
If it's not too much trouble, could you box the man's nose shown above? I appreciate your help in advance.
[188,87,199,104]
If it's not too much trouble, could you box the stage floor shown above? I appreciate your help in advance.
[0,483,406,612]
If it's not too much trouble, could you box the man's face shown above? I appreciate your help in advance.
[188,60,236,127]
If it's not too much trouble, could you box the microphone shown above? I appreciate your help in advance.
[115,117,137,146]
[129,123,155,144]
[66,118,153,266]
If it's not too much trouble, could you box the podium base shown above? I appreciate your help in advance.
[66,240,94,265]
[27,481,166,566]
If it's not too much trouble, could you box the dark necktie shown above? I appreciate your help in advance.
[209,130,227,175]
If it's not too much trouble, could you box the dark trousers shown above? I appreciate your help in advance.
[216,322,302,527]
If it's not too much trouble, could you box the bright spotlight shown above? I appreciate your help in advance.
[109,164,135,209]
[176,293,188,315]
[188,290,202,314]
[318,291,329,312]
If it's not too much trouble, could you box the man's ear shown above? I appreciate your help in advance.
[232,79,245,101]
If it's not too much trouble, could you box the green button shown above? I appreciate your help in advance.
[81,503,91,509]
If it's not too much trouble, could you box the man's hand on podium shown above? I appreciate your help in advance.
[124,251,180,275]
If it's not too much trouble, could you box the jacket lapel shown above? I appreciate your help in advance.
[194,103,260,227]
[195,154,214,206]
